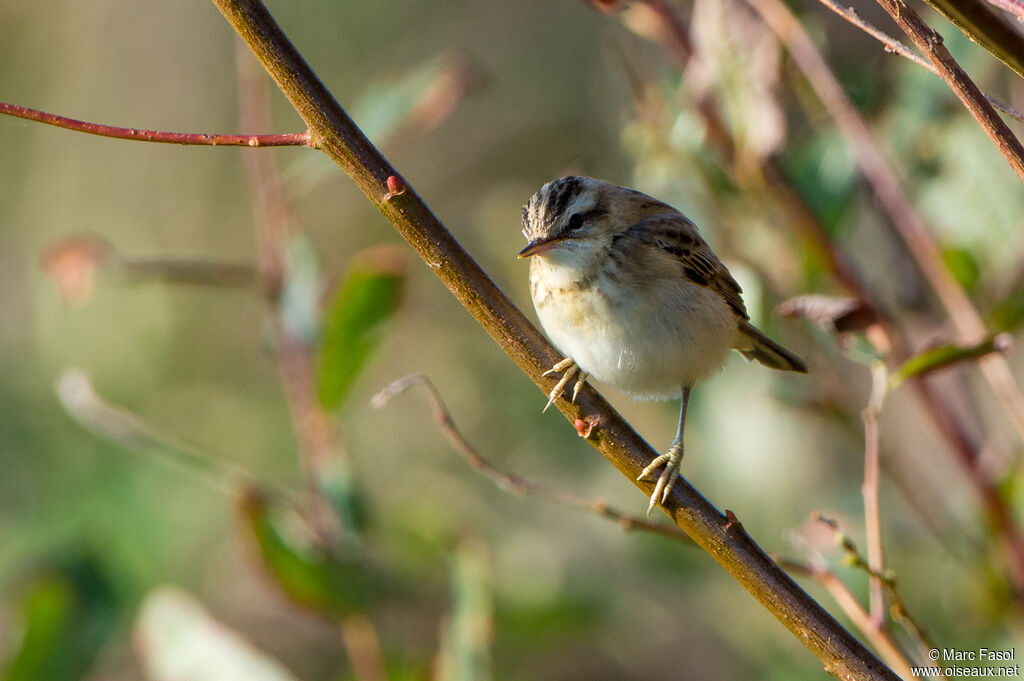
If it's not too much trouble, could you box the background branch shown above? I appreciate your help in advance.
[862,363,889,628]
[209,0,900,677]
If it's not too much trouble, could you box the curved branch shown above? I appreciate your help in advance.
[0,102,311,147]
[373,374,693,544]
[209,0,899,678]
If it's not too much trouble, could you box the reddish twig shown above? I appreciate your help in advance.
[873,0,1024,182]
[0,101,311,147]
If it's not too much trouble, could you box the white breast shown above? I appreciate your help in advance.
[531,257,738,399]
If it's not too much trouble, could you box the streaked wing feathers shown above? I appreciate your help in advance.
[622,213,748,319]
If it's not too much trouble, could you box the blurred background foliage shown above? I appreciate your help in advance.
[2,0,1024,679]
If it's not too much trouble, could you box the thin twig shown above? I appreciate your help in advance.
[0,102,311,147]
[372,374,693,544]
[815,0,1024,122]
[874,0,1024,182]
[862,363,889,629]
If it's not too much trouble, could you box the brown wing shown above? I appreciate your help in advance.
[616,213,748,319]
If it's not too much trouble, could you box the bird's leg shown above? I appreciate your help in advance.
[542,357,588,412]
[637,386,691,516]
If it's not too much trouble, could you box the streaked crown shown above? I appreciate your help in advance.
[521,176,608,241]
[521,175,676,243]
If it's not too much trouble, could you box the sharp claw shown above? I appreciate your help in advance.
[571,373,588,403]
[637,454,668,481]
[540,358,580,412]
[639,445,684,514]
[543,357,575,377]
[661,464,680,504]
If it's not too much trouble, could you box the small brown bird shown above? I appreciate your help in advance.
[519,176,807,514]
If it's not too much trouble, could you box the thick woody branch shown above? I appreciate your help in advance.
[210,0,898,677]
[0,102,311,147]
[873,0,1024,183]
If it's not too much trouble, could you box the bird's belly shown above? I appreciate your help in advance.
[534,281,737,399]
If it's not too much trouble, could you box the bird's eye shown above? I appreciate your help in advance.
[566,213,584,231]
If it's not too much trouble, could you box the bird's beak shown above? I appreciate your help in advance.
[517,236,564,258]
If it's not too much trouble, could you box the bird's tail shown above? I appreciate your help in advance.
[735,322,808,373]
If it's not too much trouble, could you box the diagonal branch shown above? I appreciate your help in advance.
[873,0,1024,183]
[0,102,311,147]
[210,0,899,677]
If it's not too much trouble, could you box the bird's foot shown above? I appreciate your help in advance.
[637,441,684,517]
[542,357,588,412]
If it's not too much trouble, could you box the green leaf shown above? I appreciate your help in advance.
[316,246,406,410]
[888,334,1012,390]
[2,554,117,681]
[237,488,374,618]
[942,247,980,292]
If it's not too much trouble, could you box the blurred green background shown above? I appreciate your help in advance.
[3,0,1024,679]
